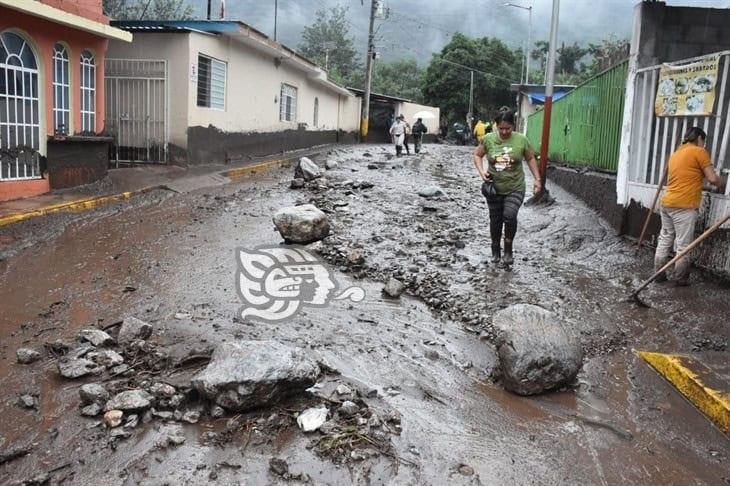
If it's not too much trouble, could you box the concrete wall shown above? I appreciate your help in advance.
[397,102,440,135]
[46,137,109,189]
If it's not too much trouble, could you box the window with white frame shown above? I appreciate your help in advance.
[197,54,226,110]
[80,50,95,133]
[53,43,69,134]
[280,84,297,122]
[0,31,41,181]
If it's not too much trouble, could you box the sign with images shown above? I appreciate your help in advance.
[190,63,198,83]
[655,55,719,117]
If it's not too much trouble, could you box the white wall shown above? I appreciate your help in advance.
[187,32,356,134]
[106,33,190,149]
[397,102,440,134]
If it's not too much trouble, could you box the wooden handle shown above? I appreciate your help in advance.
[633,212,730,296]
[637,168,669,251]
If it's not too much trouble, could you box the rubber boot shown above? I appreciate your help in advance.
[490,243,501,264]
[396,145,402,156]
[653,256,670,283]
[503,239,514,266]
[673,257,691,286]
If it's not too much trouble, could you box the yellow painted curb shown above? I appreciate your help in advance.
[638,351,730,434]
[0,186,159,227]
[223,158,290,179]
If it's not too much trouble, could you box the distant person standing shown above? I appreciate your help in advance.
[389,115,408,156]
[473,119,487,144]
[654,127,725,285]
[403,117,412,155]
[412,118,428,153]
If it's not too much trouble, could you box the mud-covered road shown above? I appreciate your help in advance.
[0,144,727,485]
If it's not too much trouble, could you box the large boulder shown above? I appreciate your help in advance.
[192,341,320,412]
[273,204,330,243]
[294,157,321,181]
[493,304,583,395]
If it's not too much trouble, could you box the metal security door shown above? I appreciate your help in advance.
[105,59,167,165]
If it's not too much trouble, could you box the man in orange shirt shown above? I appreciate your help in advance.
[654,127,725,285]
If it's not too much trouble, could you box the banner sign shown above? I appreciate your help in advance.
[655,56,719,117]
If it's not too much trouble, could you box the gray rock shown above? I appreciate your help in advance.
[290,178,305,189]
[210,405,225,418]
[81,403,103,416]
[105,390,154,412]
[169,394,184,408]
[70,344,95,359]
[16,348,41,364]
[272,204,330,244]
[77,329,114,347]
[124,414,139,428]
[418,186,446,198]
[325,160,339,170]
[166,431,186,446]
[367,163,379,170]
[297,406,328,432]
[110,364,130,376]
[104,410,123,428]
[335,384,352,396]
[80,383,110,405]
[192,340,320,412]
[295,157,321,181]
[19,394,36,409]
[338,401,359,418]
[383,278,406,298]
[118,317,153,344]
[153,410,174,420]
[269,458,289,477]
[58,358,100,379]
[110,428,131,440]
[88,349,124,368]
[494,304,583,395]
[149,383,176,399]
[182,411,200,424]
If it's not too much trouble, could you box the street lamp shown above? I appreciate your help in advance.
[503,2,532,85]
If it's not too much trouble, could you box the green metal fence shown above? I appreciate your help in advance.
[526,61,628,173]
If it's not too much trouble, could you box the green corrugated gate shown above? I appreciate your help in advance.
[526,61,628,173]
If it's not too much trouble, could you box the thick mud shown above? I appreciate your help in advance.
[0,145,727,485]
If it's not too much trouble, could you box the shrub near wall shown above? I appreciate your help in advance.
[527,61,628,173]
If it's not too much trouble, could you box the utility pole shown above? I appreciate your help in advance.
[207,0,211,20]
[538,0,560,194]
[274,0,278,41]
[360,0,377,141]
[503,3,533,85]
[467,70,474,135]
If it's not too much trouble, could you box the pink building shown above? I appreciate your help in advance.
[0,0,131,201]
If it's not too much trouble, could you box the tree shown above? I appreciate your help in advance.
[349,59,425,102]
[557,42,588,75]
[531,40,549,71]
[298,6,360,84]
[103,0,194,20]
[421,33,521,123]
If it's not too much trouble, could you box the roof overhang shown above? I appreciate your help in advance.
[0,0,132,42]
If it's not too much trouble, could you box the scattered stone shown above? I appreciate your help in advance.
[346,249,365,266]
[104,410,123,428]
[118,316,153,344]
[169,394,184,408]
[363,152,372,157]
[338,401,358,418]
[152,410,173,420]
[367,163,379,170]
[210,405,225,418]
[58,358,100,379]
[418,186,446,198]
[18,394,36,409]
[182,411,200,424]
[110,428,131,440]
[494,304,583,395]
[366,388,378,398]
[77,328,114,347]
[458,464,475,476]
[295,157,321,181]
[290,178,305,189]
[80,383,110,405]
[269,458,289,477]
[360,181,375,189]
[174,312,192,320]
[382,278,405,298]
[166,431,186,446]
[149,383,176,399]
[335,384,352,396]
[193,341,320,412]
[325,160,339,170]
[89,349,124,368]
[104,390,154,412]
[272,204,330,244]
[81,403,103,417]
[124,414,139,428]
[110,364,130,375]
[70,344,96,359]
[297,406,328,432]
[16,348,41,364]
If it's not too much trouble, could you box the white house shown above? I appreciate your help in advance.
[106,20,361,165]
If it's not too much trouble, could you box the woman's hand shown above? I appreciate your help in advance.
[482,172,493,182]
[532,178,542,195]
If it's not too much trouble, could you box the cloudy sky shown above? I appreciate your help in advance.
[192,1,730,61]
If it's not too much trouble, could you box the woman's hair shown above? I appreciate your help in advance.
[494,110,516,127]
[682,126,706,144]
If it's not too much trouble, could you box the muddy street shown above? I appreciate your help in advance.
[0,144,727,485]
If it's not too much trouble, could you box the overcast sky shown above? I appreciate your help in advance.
[193,1,730,61]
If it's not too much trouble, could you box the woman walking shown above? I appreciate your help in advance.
[654,127,725,285]
[473,110,542,265]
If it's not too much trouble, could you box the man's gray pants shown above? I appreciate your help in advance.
[654,206,698,280]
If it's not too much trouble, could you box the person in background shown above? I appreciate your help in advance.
[412,118,428,154]
[403,117,412,155]
[387,112,395,131]
[389,115,408,156]
[654,126,726,285]
[473,119,487,145]
[473,110,542,266]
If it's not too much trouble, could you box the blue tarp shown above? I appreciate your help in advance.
[528,91,571,104]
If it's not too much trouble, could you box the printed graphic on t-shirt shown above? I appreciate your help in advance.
[493,146,514,172]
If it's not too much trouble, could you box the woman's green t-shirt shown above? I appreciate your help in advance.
[482,132,532,195]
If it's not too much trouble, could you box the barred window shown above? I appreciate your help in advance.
[197,54,226,110]
[80,50,95,133]
[53,43,69,134]
[280,83,297,122]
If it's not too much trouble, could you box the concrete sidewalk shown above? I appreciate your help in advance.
[0,144,338,225]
